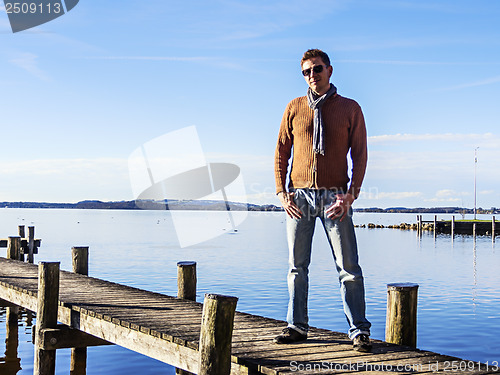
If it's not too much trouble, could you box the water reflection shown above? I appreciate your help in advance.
[0,306,22,374]
[472,236,477,312]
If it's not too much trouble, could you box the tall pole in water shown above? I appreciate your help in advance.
[474,147,479,220]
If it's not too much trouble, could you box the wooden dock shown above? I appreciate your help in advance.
[1,257,499,374]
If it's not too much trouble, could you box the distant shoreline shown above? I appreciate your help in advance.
[1,200,498,215]
[0,200,283,212]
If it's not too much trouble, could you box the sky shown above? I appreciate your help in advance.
[1,0,500,209]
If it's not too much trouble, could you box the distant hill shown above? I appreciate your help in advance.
[0,200,283,212]
[1,201,497,214]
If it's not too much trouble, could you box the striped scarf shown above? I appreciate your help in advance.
[307,84,337,155]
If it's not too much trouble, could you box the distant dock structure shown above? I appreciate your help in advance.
[356,215,498,240]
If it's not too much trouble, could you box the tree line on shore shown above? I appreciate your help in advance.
[2,201,498,214]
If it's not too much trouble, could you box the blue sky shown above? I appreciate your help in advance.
[1,0,499,209]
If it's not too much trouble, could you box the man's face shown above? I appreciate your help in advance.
[301,56,333,95]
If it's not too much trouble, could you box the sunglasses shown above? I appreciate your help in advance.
[301,65,325,77]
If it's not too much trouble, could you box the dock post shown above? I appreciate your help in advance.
[198,294,238,375]
[70,247,89,375]
[18,226,26,262]
[451,216,455,238]
[177,261,197,301]
[176,262,197,375]
[7,237,21,261]
[492,216,496,242]
[34,262,60,375]
[433,215,437,234]
[386,283,418,348]
[28,226,35,264]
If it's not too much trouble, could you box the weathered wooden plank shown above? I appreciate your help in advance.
[0,282,38,311]
[0,297,19,308]
[38,325,114,350]
[0,239,41,248]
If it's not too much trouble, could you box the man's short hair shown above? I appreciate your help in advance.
[301,49,331,67]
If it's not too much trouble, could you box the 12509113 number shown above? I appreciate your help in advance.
[5,2,62,14]
[443,360,499,372]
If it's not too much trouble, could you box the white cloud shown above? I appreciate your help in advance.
[368,133,495,144]
[425,197,462,203]
[480,190,495,195]
[338,59,478,66]
[435,189,458,198]
[424,189,467,203]
[361,132,500,208]
[438,75,500,91]
[86,56,214,62]
[9,53,50,81]
[361,191,423,200]
[0,158,130,202]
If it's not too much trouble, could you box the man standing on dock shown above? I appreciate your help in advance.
[273,49,371,352]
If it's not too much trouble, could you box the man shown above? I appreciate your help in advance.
[273,49,371,352]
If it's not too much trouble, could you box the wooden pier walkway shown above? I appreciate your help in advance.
[1,257,499,374]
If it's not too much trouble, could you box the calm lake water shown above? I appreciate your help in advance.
[1,208,499,374]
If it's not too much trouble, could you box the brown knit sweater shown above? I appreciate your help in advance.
[274,93,367,198]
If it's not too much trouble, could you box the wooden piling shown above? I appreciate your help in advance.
[176,261,197,375]
[493,216,496,242]
[28,226,35,264]
[177,261,197,301]
[18,226,26,262]
[71,247,89,375]
[7,237,21,261]
[34,262,60,375]
[451,216,455,238]
[72,247,89,276]
[198,293,238,375]
[386,283,418,348]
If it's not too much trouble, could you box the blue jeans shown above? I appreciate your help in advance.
[286,188,371,339]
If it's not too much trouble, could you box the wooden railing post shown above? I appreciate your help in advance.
[492,216,496,242]
[34,262,60,375]
[72,246,89,276]
[7,237,21,261]
[176,261,197,375]
[71,247,89,375]
[451,216,455,238]
[386,283,419,348]
[18,225,26,262]
[198,294,238,375]
[177,261,197,301]
[28,226,35,264]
